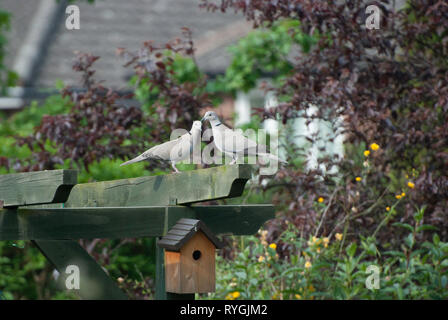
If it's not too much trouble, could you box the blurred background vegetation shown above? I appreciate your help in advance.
[0,0,447,299]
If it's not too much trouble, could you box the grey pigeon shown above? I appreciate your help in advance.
[201,111,287,165]
[120,121,202,173]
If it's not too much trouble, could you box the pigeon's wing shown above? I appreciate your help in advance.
[219,126,258,154]
[144,134,191,162]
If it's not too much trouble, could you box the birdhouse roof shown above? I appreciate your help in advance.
[157,218,223,251]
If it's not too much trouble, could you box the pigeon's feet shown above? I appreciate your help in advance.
[171,162,180,173]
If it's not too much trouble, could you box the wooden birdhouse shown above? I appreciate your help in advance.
[157,218,223,294]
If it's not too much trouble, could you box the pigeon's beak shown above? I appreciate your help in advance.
[200,116,205,122]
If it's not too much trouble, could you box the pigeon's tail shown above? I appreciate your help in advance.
[258,152,288,164]
[120,155,146,166]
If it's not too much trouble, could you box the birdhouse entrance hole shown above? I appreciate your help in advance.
[192,250,201,260]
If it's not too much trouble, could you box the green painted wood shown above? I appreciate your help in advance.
[0,205,273,240]
[193,205,275,236]
[155,241,166,300]
[0,206,166,240]
[0,170,77,207]
[63,165,252,207]
[33,240,128,300]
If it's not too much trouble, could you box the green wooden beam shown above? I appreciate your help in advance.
[63,165,252,207]
[0,170,77,207]
[33,240,128,300]
[0,205,274,240]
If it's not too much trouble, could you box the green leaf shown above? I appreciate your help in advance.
[346,243,357,258]
[433,234,440,246]
[416,225,438,232]
[234,271,247,280]
[392,222,414,232]
[404,233,415,249]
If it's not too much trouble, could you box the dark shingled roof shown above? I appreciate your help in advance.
[157,218,223,251]
[3,0,251,91]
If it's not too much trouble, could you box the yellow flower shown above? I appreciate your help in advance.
[370,143,380,151]
[269,243,277,250]
[386,206,390,211]
[395,194,402,199]
[401,192,406,197]
[232,291,240,299]
[335,233,343,241]
[407,182,415,189]
[312,236,318,243]
[356,176,362,182]
[323,237,330,244]
[225,293,234,300]
[295,294,302,300]
[364,150,370,157]
[316,248,321,253]
[305,261,312,269]
[318,197,324,203]
[258,255,265,263]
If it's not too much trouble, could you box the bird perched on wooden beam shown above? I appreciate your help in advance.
[201,111,287,165]
[120,121,202,173]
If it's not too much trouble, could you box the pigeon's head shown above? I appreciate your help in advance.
[191,120,202,132]
[201,111,219,123]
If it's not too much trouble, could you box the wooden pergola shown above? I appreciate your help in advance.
[0,165,274,300]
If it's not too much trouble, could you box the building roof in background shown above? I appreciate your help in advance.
[2,0,41,71]
[4,0,252,90]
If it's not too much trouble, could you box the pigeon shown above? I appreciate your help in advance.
[201,111,287,165]
[120,121,202,173]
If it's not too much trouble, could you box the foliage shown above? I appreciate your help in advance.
[0,241,58,300]
[201,0,448,245]
[204,208,447,300]
[0,91,72,173]
[13,53,145,172]
[117,27,209,136]
[209,19,316,93]
[0,9,18,95]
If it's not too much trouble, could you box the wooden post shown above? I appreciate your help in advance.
[33,240,127,300]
